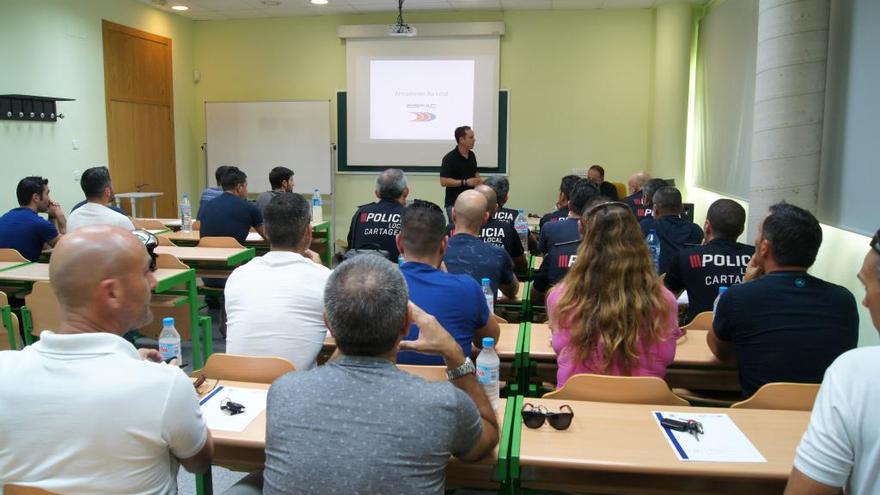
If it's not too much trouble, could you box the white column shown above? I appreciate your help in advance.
[747,0,830,239]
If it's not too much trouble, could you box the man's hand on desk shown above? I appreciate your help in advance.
[138,348,178,367]
[399,302,464,368]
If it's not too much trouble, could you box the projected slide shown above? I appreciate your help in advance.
[369,60,475,140]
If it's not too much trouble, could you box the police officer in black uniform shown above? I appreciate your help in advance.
[538,179,599,255]
[539,175,580,229]
[346,168,408,262]
[665,199,755,323]
[484,175,539,255]
[635,178,668,222]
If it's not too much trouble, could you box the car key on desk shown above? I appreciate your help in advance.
[661,417,703,441]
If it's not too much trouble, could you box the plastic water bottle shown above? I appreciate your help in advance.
[646,229,661,273]
[482,277,494,313]
[514,208,529,252]
[180,194,193,233]
[713,286,728,313]
[311,188,323,223]
[158,317,182,364]
[476,337,501,410]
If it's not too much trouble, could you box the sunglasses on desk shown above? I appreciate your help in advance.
[521,403,575,430]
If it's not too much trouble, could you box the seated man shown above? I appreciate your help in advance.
[538,179,598,255]
[197,165,231,221]
[0,225,213,492]
[255,166,294,214]
[785,230,880,495]
[263,255,499,494]
[531,191,607,303]
[199,167,266,244]
[484,175,537,254]
[396,200,499,365]
[623,171,650,212]
[709,203,858,398]
[665,199,755,323]
[445,190,519,301]
[0,176,66,261]
[346,168,408,262]
[587,164,620,200]
[225,193,328,370]
[67,166,135,232]
[639,186,704,274]
[473,184,526,274]
[636,178,668,221]
[540,174,580,229]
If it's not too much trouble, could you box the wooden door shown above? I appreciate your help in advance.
[102,20,178,218]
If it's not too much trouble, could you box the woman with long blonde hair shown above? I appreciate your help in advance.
[547,201,681,387]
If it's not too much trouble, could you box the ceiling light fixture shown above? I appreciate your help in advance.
[171,5,189,10]
[310,0,328,4]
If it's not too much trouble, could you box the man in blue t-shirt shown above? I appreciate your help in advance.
[197,165,233,221]
[396,200,499,366]
[444,191,518,301]
[709,203,858,398]
[0,177,66,261]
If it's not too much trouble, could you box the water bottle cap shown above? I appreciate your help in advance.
[718,286,728,293]
[518,208,525,213]
[481,277,490,284]
[163,317,174,326]
[482,337,495,348]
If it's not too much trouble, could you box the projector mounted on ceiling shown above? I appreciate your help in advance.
[388,0,416,37]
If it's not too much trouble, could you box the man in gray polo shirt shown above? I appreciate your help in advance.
[262,255,499,494]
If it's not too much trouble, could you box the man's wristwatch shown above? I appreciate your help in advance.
[446,357,476,380]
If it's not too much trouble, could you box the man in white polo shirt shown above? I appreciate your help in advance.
[67,166,135,231]
[225,192,329,370]
[785,229,880,495]
[0,225,213,494]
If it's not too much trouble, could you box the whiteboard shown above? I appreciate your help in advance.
[205,101,332,194]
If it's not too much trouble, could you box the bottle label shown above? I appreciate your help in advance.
[476,364,499,385]
[158,342,180,361]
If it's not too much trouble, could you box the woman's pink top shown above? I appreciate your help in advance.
[546,283,681,387]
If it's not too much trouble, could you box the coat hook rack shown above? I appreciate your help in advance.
[1,95,74,122]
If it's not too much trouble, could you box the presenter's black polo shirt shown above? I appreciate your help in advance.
[346,199,405,262]
[440,148,477,207]
[664,238,755,323]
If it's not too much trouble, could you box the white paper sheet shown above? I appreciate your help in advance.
[245,232,263,242]
[653,411,766,463]
[200,386,268,432]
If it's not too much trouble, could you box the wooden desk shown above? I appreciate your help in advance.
[527,324,740,391]
[202,379,509,490]
[135,217,181,229]
[515,397,809,494]
[0,261,30,273]
[0,263,49,282]
[153,246,254,267]
[497,282,526,305]
[160,230,267,246]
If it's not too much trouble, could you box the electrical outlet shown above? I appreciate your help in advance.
[71,139,80,151]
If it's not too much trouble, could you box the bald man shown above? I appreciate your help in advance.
[0,226,213,493]
[444,190,519,300]
[465,184,526,273]
[623,171,650,215]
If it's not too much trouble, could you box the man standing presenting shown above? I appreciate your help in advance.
[440,125,481,219]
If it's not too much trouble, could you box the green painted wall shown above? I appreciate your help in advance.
[191,8,657,239]
[0,0,197,213]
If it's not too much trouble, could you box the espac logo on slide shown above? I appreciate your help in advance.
[410,112,436,122]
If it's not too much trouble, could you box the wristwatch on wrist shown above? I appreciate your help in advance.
[446,357,475,380]
[461,179,466,187]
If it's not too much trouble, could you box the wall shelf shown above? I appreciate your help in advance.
[0,94,74,122]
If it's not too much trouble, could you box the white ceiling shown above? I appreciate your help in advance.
[140,0,705,20]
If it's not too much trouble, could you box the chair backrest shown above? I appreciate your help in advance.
[198,236,244,249]
[24,281,61,337]
[0,310,22,351]
[0,249,28,262]
[133,218,169,230]
[192,220,201,231]
[544,373,689,406]
[200,353,295,384]
[731,382,820,411]
[681,311,713,332]
[492,313,508,324]
[156,253,188,269]
[3,485,60,495]
[611,181,627,200]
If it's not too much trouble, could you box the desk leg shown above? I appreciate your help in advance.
[196,471,214,495]
[21,307,34,346]
[2,306,15,349]
[130,197,138,218]
[152,197,158,217]
[187,275,205,369]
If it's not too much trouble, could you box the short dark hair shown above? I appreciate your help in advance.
[483,176,510,204]
[642,178,669,207]
[560,174,580,200]
[652,186,683,215]
[454,125,472,143]
[588,165,605,178]
[568,179,601,216]
[220,168,247,191]
[80,167,111,199]
[268,167,294,189]
[325,255,408,356]
[376,169,407,201]
[762,202,822,268]
[401,201,446,257]
[264,193,310,249]
[214,166,233,186]
[707,199,746,239]
[16,177,48,206]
